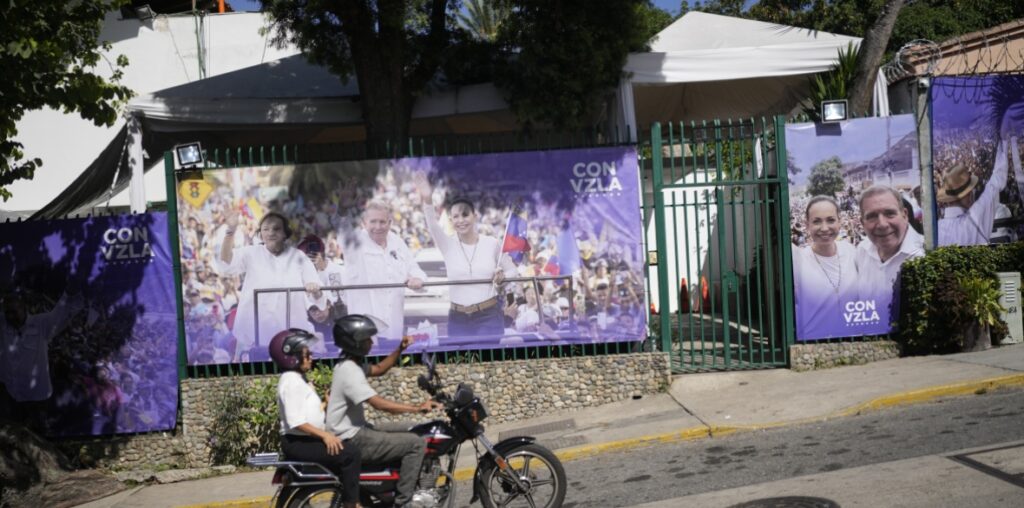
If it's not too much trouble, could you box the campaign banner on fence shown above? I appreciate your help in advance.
[175,147,646,364]
[0,212,178,436]
[786,115,923,340]
[932,76,1024,246]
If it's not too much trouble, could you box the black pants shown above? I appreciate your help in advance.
[448,302,504,338]
[281,434,361,504]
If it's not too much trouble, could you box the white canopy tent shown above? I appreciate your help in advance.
[34,54,515,218]
[613,11,882,137]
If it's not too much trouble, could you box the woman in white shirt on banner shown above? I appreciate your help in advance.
[792,196,859,340]
[216,210,323,362]
[414,174,516,338]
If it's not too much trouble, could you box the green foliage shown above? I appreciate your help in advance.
[0,0,133,201]
[636,1,676,45]
[806,156,846,197]
[957,274,1004,329]
[459,0,511,41]
[803,43,859,121]
[496,0,650,131]
[208,364,335,466]
[897,243,1024,355]
[742,0,1024,56]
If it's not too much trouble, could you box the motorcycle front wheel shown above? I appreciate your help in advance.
[477,443,567,508]
[278,485,343,508]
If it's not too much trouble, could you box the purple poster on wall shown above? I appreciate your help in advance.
[0,212,178,436]
[175,147,646,364]
[786,115,923,340]
[932,76,1024,246]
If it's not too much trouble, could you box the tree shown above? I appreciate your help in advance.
[0,0,133,202]
[262,1,654,154]
[846,0,905,116]
[458,0,510,41]
[497,1,653,131]
[807,156,846,197]
[804,43,859,121]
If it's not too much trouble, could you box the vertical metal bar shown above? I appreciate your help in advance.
[715,118,731,367]
[651,123,672,355]
[774,115,796,364]
[759,117,779,365]
[165,151,189,379]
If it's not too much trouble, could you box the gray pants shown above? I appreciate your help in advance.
[351,427,425,506]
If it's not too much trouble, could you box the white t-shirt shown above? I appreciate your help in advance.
[423,206,516,306]
[318,261,347,305]
[277,371,326,436]
[793,241,859,340]
[325,360,377,440]
[214,245,323,360]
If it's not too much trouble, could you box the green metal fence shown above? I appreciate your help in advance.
[645,117,796,373]
[165,131,654,380]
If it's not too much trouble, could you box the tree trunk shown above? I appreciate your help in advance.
[0,418,124,507]
[847,0,905,116]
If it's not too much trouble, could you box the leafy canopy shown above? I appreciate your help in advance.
[0,0,133,202]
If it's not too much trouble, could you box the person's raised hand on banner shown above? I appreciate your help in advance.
[412,172,436,210]
[1000,102,1024,139]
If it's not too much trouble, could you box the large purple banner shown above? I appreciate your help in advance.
[176,147,646,364]
[786,115,923,340]
[932,76,1024,246]
[0,213,178,436]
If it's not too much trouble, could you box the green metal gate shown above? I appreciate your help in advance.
[645,117,795,373]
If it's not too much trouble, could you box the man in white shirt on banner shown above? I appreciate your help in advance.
[854,185,925,327]
[341,201,426,343]
[937,140,1008,246]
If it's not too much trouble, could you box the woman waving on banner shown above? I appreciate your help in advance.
[413,173,517,339]
[792,196,859,340]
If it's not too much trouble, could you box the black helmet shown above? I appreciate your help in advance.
[269,328,316,370]
[333,314,378,357]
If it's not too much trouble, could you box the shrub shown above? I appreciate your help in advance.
[208,363,335,466]
[897,243,1024,355]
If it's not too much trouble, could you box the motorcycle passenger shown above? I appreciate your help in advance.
[326,315,443,508]
[270,329,362,508]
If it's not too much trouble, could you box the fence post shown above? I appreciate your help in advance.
[651,123,673,354]
[773,115,796,357]
[164,151,189,380]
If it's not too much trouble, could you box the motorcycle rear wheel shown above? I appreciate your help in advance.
[279,485,343,508]
[477,443,567,508]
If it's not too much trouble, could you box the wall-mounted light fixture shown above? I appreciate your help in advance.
[821,99,849,123]
[174,142,205,169]
[135,4,156,20]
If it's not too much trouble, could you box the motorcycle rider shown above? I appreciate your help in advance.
[269,328,361,508]
[326,315,442,508]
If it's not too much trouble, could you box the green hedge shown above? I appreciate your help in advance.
[897,242,1024,355]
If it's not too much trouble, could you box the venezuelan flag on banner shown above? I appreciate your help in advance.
[501,209,530,263]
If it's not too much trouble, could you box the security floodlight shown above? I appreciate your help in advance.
[821,100,848,123]
[175,142,205,168]
[135,4,156,20]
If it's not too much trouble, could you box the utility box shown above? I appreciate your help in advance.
[997,272,1022,345]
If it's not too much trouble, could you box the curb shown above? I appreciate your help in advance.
[179,373,1024,508]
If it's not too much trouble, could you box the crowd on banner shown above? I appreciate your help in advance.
[177,161,647,363]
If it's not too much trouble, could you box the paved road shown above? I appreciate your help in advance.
[447,387,1024,507]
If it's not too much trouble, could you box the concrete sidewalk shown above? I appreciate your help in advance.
[75,343,1024,508]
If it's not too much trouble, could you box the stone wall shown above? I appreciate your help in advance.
[789,340,900,371]
[58,353,670,471]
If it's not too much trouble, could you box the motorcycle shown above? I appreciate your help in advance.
[249,353,567,508]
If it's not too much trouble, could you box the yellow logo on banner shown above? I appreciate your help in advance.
[180,179,213,208]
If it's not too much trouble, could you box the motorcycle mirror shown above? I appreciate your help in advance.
[422,352,436,378]
[417,374,432,392]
